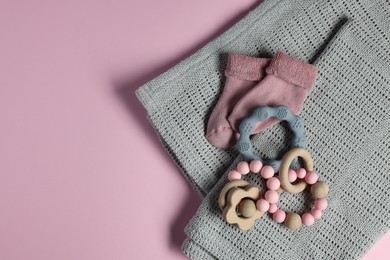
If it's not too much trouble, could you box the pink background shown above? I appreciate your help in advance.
[0,1,388,259]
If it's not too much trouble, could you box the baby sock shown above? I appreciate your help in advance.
[228,51,318,133]
[206,53,271,148]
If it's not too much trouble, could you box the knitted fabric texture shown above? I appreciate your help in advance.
[136,0,389,197]
[136,0,390,258]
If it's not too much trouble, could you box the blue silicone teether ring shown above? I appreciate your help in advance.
[236,106,307,172]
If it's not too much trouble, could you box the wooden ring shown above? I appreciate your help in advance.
[279,147,313,193]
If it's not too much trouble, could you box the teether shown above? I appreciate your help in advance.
[219,106,330,231]
[218,180,264,230]
[256,147,329,229]
[236,106,307,172]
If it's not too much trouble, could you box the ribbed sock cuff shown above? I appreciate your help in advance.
[225,53,271,81]
[266,51,318,90]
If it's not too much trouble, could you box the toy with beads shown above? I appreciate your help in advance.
[218,106,329,230]
[257,147,329,230]
[219,148,329,230]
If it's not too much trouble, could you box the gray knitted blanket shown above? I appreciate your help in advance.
[136,0,390,259]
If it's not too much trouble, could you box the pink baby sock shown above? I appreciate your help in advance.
[206,53,271,148]
[228,51,318,134]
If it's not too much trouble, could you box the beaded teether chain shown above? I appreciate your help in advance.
[257,148,329,230]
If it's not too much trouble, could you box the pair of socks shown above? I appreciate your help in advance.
[206,51,318,148]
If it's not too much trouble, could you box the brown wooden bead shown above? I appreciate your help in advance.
[284,212,302,230]
[238,199,256,218]
[310,181,329,199]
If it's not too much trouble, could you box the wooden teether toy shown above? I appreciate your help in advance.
[220,148,329,230]
[218,180,264,230]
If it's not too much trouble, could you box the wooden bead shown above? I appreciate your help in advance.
[284,212,302,230]
[238,199,256,218]
[310,181,329,199]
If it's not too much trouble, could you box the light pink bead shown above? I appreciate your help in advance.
[288,169,297,182]
[228,170,242,181]
[314,198,328,210]
[237,161,250,175]
[302,213,315,226]
[273,209,286,223]
[264,190,279,204]
[305,171,319,184]
[249,160,263,173]
[260,165,274,179]
[296,168,307,179]
[311,209,323,219]
[268,203,278,213]
[256,199,270,213]
[267,177,281,190]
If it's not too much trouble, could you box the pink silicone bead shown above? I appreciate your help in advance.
[264,190,279,204]
[267,177,281,190]
[296,168,307,179]
[268,203,278,213]
[237,161,250,175]
[311,209,323,219]
[256,199,270,213]
[305,171,319,184]
[288,169,297,182]
[273,209,286,223]
[260,165,275,179]
[228,170,242,181]
[249,160,263,173]
[314,198,328,210]
[302,213,315,226]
